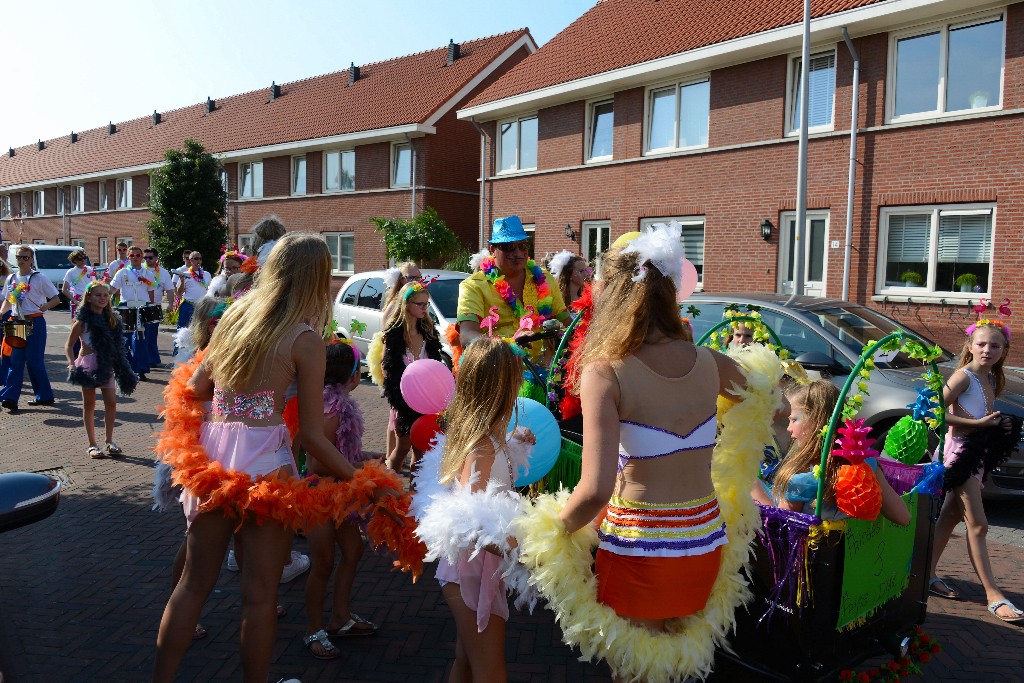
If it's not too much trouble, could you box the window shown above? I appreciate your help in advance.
[99,182,109,211]
[117,236,133,248]
[238,233,255,256]
[392,144,412,187]
[647,78,710,153]
[355,277,385,309]
[33,239,45,245]
[239,161,263,198]
[71,238,85,249]
[522,223,536,259]
[788,50,836,133]
[71,185,84,213]
[98,238,108,265]
[639,216,706,283]
[33,190,44,216]
[339,279,362,306]
[497,115,538,172]
[292,155,306,195]
[587,100,614,161]
[325,233,354,273]
[1,195,9,219]
[325,150,355,192]
[890,14,1004,121]
[57,238,65,246]
[116,178,132,209]
[220,169,229,196]
[57,188,65,215]
[878,205,994,294]
[582,220,611,263]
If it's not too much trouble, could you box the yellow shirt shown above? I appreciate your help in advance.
[457,269,568,356]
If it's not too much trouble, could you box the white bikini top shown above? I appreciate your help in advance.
[617,415,717,471]
[957,369,991,419]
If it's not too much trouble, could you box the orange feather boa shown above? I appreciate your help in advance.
[156,353,426,580]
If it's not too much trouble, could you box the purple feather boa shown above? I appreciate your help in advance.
[323,384,369,465]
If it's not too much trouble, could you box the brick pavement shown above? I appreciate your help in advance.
[0,320,1021,682]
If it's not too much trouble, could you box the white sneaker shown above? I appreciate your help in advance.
[226,548,239,572]
[276,679,302,683]
[280,551,310,583]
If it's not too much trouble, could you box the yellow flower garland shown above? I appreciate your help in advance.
[513,344,783,682]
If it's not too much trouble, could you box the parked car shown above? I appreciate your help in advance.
[5,244,101,307]
[688,293,1024,498]
[332,269,469,358]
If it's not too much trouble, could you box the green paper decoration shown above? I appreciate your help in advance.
[884,416,928,464]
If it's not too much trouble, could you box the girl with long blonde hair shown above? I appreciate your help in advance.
[153,232,393,682]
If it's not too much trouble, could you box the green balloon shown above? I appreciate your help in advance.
[884,416,929,464]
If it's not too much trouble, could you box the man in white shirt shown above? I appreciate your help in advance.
[61,249,98,358]
[106,242,130,284]
[0,246,61,413]
[110,246,154,380]
[172,251,211,356]
[143,247,175,369]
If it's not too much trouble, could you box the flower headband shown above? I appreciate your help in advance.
[618,221,685,289]
[220,249,243,264]
[328,336,363,378]
[966,319,1011,341]
[84,280,109,295]
[403,282,429,300]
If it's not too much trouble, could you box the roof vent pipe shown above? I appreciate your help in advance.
[447,39,460,65]
[109,122,116,134]
[153,111,162,125]
[348,62,360,85]
[37,140,45,151]
[207,97,216,113]
[70,132,78,143]
[8,148,14,158]
[270,81,281,100]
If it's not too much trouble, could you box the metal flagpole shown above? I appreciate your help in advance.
[787,0,812,305]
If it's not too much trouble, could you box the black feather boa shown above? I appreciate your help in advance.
[68,306,138,396]
[381,321,445,436]
[943,415,1023,491]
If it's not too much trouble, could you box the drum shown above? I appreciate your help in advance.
[117,306,143,332]
[140,304,164,325]
[2,319,34,349]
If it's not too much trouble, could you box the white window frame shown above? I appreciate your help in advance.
[99,181,109,211]
[585,97,615,163]
[639,216,706,287]
[785,46,837,135]
[116,178,133,209]
[496,113,539,173]
[778,210,831,297]
[57,238,65,246]
[522,223,536,260]
[324,149,356,193]
[220,169,229,197]
[1,195,10,219]
[643,75,711,155]
[581,220,611,264]
[886,10,1005,124]
[71,185,85,213]
[291,155,306,196]
[57,188,65,215]
[71,238,85,249]
[98,238,108,265]
[33,239,46,245]
[117,236,133,249]
[324,232,355,275]
[237,233,255,256]
[876,204,995,297]
[238,161,264,199]
[32,190,44,216]
[391,143,412,188]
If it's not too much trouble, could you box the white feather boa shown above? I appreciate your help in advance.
[172,328,195,365]
[412,435,539,612]
[513,344,783,682]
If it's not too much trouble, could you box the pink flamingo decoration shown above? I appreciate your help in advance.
[999,298,1012,316]
[480,306,500,337]
[517,305,537,335]
[972,298,990,315]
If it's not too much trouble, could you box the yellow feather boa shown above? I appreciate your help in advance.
[367,330,385,387]
[513,344,783,682]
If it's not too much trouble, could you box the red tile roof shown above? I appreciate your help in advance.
[1,29,529,188]
[468,0,888,107]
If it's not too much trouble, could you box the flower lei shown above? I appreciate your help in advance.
[156,355,426,579]
[188,266,205,284]
[7,280,30,306]
[130,267,154,287]
[480,256,553,327]
[838,627,940,682]
[144,264,163,287]
[71,266,95,286]
[514,344,783,682]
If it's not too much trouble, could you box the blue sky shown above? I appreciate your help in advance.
[3,0,596,148]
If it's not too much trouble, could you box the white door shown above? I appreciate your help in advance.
[582,220,611,264]
[779,211,829,297]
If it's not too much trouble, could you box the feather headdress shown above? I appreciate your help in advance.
[619,221,684,288]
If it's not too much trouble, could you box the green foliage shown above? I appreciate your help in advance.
[443,248,474,273]
[899,270,924,285]
[146,139,228,267]
[371,206,461,266]
[953,272,978,287]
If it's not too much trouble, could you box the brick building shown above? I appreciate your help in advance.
[457,0,1024,363]
[0,30,534,278]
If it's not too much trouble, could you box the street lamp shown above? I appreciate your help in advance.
[564,223,577,242]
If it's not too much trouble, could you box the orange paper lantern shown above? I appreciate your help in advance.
[834,462,882,521]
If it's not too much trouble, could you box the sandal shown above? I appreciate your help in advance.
[928,577,961,600]
[87,446,103,459]
[193,623,208,640]
[276,604,287,618]
[988,599,1024,623]
[105,441,123,456]
[328,613,377,637]
[302,629,340,660]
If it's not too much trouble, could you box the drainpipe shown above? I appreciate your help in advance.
[469,116,488,249]
[405,133,417,219]
[787,0,811,306]
[841,27,860,302]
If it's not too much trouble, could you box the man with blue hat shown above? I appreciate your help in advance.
[457,216,570,357]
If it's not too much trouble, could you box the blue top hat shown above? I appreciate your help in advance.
[489,216,529,244]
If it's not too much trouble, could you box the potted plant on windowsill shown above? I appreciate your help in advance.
[954,273,978,293]
[900,271,924,287]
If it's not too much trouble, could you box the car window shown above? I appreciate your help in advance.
[356,277,385,310]
[340,279,362,306]
[32,250,74,270]
[428,278,462,320]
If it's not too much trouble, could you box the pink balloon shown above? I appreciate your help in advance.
[677,258,699,302]
[400,359,455,415]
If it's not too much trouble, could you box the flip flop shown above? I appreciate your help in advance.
[302,629,340,660]
[988,599,1024,623]
[87,446,103,459]
[928,577,960,600]
[328,613,377,637]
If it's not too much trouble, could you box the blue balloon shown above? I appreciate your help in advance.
[506,397,561,486]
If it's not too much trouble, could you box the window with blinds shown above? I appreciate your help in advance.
[937,211,992,291]
[790,51,836,131]
[884,214,929,287]
[640,217,705,281]
[880,207,993,292]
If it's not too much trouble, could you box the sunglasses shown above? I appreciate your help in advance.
[495,241,530,253]
[144,255,156,260]
[16,255,32,260]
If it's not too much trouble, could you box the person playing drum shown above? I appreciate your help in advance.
[110,246,155,381]
[144,247,175,369]
[0,245,61,414]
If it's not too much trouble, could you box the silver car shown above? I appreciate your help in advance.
[332,269,469,357]
[689,294,1024,498]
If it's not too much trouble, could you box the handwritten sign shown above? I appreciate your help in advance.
[836,492,918,629]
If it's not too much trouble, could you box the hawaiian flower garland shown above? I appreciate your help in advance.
[129,267,154,287]
[480,256,553,327]
[187,266,205,284]
[7,281,30,306]
[156,355,426,579]
[144,264,163,288]
[837,627,940,682]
